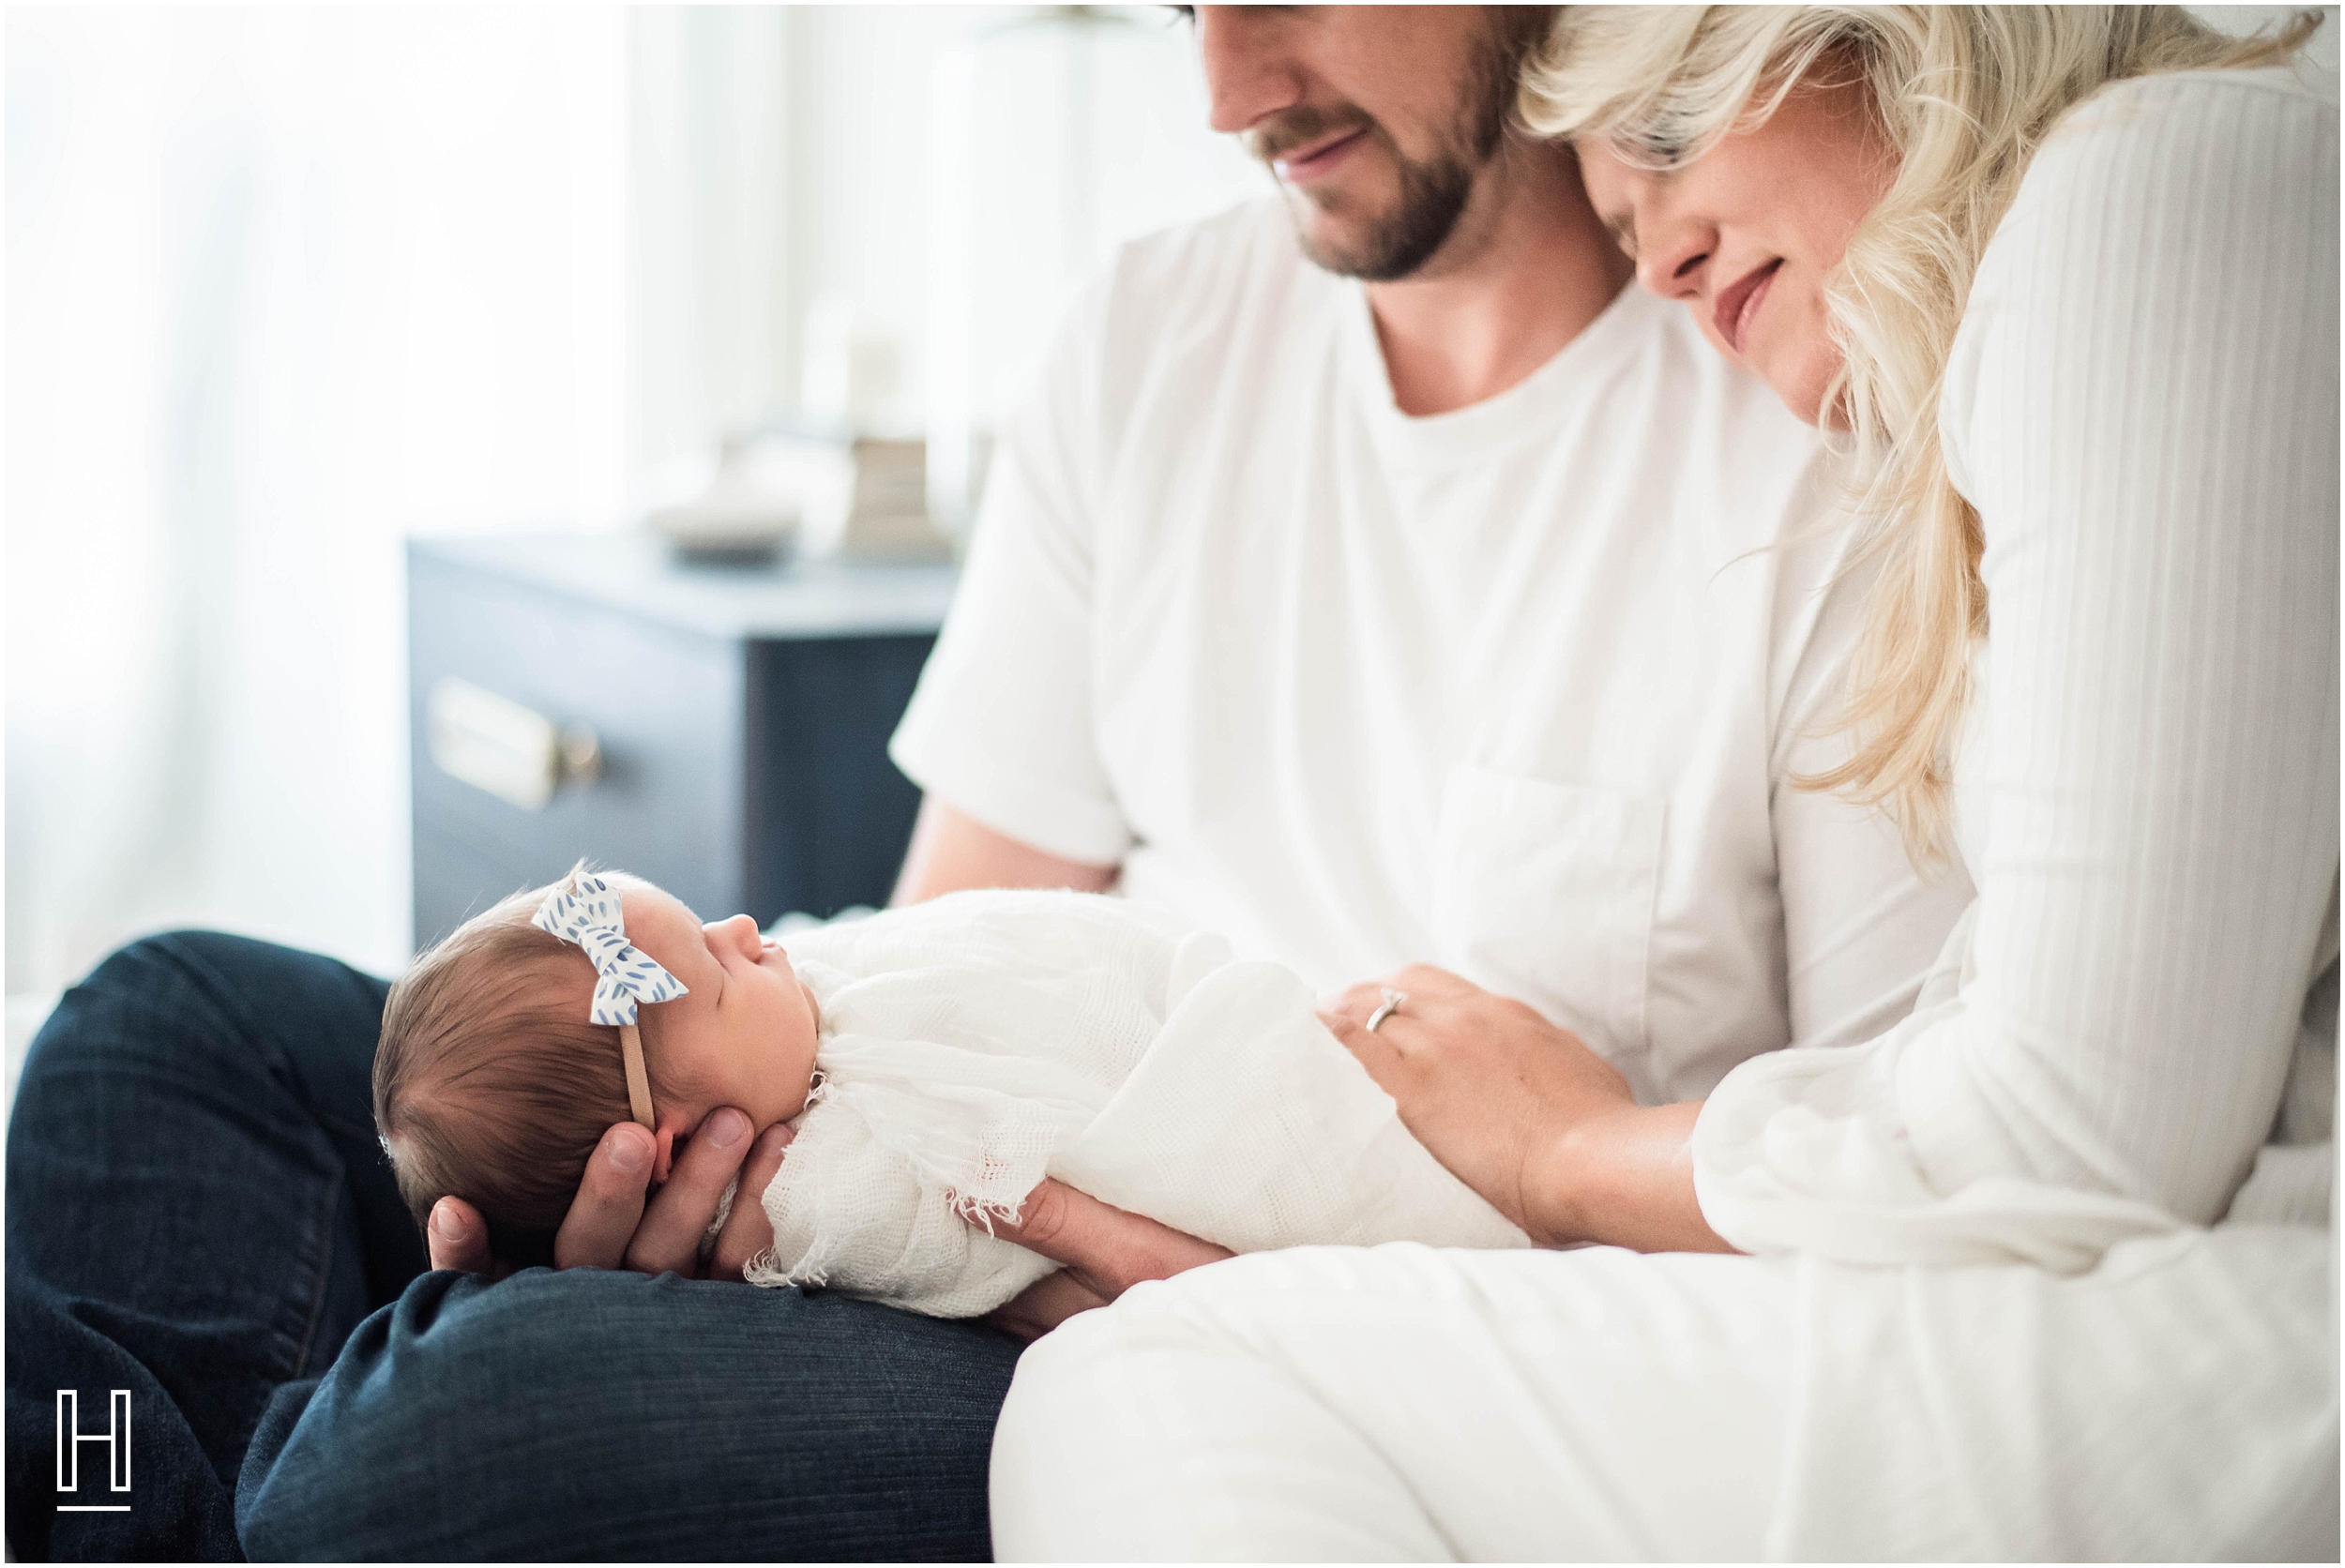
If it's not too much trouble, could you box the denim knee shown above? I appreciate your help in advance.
[12,929,418,1310]
[8,932,404,1560]
[240,1268,1022,1560]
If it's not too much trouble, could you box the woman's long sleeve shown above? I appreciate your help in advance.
[1695,70,2339,1270]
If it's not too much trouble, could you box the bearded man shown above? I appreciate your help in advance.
[9,8,1963,1560]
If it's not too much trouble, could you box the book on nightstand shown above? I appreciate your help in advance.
[747,419,949,561]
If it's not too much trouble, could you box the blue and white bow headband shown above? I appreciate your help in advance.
[533,873,686,1128]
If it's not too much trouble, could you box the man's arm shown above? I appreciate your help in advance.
[891,795,1118,905]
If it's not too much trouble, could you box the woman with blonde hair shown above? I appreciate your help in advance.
[989,7,2337,1558]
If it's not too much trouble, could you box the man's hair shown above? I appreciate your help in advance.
[373,880,648,1268]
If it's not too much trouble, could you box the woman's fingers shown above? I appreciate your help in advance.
[1318,981,1392,1034]
[1319,977,1430,1094]
[706,1122,795,1282]
[1382,963,1477,998]
[1319,1005,1409,1099]
[626,1107,755,1276]
[552,1122,658,1270]
[1319,966,1475,1037]
[986,1178,1232,1302]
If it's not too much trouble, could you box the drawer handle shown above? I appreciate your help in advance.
[428,677,600,811]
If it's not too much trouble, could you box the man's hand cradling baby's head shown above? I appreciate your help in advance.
[422,1115,793,1279]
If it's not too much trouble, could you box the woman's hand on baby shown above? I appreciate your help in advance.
[424,1111,795,1278]
[1318,964,1724,1252]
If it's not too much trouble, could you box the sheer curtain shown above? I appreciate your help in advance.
[6,8,631,1002]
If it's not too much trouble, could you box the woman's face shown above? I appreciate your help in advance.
[1576,68,1896,426]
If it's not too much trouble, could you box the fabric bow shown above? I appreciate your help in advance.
[532,873,688,1026]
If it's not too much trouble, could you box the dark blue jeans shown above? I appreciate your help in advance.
[6,932,1021,1560]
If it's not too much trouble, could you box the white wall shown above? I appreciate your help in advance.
[781,6,1260,438]
[7,8,631,991]
[625,6,1263,517]
[3,4,1256,996]
[2201,4,2340,77]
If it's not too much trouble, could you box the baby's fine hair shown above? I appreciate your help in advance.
[374,872,652,1267]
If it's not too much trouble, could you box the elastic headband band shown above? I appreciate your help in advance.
[618,1023,656,1130]
[531,872,688,1133]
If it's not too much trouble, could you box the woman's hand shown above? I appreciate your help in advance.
[981,1179,1233,1341]
[425,1110,795,1280]
[1319,965,1728,1254]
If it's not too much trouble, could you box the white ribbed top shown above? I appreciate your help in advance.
[1695,66,2339,1268]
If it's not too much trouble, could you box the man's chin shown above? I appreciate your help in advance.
[1285,197,1397,278]
[1279,167,1472,283]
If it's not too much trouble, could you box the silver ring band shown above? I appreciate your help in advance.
[1365,988,1407,1033]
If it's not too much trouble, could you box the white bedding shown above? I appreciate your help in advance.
[745,890,1527,1317]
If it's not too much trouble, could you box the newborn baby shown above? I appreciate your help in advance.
[374,867,1526,1315]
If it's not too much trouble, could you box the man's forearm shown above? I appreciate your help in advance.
[890,795,1118,905]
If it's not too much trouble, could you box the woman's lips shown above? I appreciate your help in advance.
[1274,126,1369,184]
[1714,258,1783,355]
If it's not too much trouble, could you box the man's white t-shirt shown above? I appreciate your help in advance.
[892,199,1970,1104]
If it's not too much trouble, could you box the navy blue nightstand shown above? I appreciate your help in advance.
[407,534,956,952]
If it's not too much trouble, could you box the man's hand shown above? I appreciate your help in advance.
[425,1112,794,1279]
[980,1178,1232,1341]
[1319,965,1727,1254]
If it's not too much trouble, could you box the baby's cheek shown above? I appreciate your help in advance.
[643,1018,717,1104]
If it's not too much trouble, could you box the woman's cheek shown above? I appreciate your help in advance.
[1762,280,1838,426]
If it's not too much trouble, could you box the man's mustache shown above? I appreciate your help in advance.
[1245,104,1379,165]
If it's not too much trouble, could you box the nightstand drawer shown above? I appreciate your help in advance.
[408,535,954,950]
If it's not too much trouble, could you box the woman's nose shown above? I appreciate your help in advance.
[1638,218,1715,301]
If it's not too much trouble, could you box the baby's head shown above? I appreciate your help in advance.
[373,867,822,1265]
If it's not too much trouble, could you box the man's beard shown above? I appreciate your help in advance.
[1285,120,1477,281]
[1246,15,1536,282]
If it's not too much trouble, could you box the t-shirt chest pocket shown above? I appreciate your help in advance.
[1429,765,1665,1063]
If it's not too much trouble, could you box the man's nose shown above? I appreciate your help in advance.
[1195,6,1305,136]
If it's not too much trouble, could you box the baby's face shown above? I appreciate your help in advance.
[607,878,822,1158]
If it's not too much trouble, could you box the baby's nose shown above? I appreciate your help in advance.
[705,912,763,951]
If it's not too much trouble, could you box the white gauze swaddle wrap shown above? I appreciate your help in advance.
[744,890,1528,1317]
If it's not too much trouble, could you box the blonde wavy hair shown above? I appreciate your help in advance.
[1522,6,2315,860]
